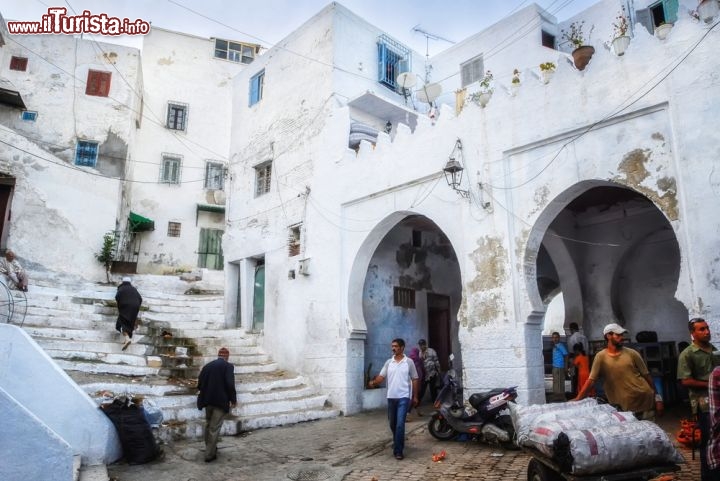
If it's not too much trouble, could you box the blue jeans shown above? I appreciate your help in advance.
[387,397,411,456]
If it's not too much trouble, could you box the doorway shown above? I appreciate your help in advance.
[427,293,451,371]
[0,176,16,250]
[252,261,265,331]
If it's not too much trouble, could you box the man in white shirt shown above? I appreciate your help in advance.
[368,338,420,460]
[567,322,589,355]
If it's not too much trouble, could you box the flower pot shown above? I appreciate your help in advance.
[611,35,631,56]
[654,23,673,40]
[571,45,595,71]
[474,91,492,107]
[540,70,555,84]
[698,0,720,23]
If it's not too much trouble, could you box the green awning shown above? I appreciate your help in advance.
[197,203,225,214]
[128,211,155,232]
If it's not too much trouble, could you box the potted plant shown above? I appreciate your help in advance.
[469,70,494,107]
[611,6,631,56]
[561,20,595,70]
[510,68,521,95]
[539,62,556,84]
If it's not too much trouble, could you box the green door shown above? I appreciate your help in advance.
[252,264,265,331]
[198,228,224,270]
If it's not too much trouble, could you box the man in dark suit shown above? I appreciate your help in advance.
[197,347,237,462]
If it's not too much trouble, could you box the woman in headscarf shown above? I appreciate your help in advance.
[408,347,425,418]
[115,277,142,351]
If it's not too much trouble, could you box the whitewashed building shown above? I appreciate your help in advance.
[0,15,257,277]
[225,0,720,413]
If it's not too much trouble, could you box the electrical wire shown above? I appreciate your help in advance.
[485,20,718,191]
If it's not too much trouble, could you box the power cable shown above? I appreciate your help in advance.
[485,20,718,191]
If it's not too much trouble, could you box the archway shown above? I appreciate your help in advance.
[526,181,687,398]
[353,214,462,390]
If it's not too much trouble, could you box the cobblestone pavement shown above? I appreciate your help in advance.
[108,407,701,481]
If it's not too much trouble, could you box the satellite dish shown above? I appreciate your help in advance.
[396,72,417,89]
[416,83,442,103]
[213,190,227,205]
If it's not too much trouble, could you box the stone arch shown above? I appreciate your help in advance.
[347,212,462,393]
[525,180,687,341]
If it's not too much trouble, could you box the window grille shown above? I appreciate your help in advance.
[255,162,272,197]
[205,161,225,190]
[394,286,416,309]
[167,222,181,237]
[160,154,182,184]
[377,34,411,90]
[166,102,188,131]
[75,140,99,167]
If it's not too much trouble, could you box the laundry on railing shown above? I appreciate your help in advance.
[348,121,379,149]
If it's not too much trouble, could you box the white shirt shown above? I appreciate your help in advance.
[379,355,418,399]
[568,331,589,354]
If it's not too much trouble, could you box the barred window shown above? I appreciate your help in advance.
[167,222,181,237]
[255,161,272,197]
[205,161,225,190]
[393,286,416,309]
[166,102,188,131]
[160,154,182,184]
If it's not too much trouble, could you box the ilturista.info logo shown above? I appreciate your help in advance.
[7,7,150,36]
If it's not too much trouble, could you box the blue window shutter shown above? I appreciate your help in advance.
[635,8,654,34]
[377,43,387,84]
[662,0,678,23]
[249,76,259,106]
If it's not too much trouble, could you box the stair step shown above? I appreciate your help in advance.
[157,407,341,442]
[56,359,160,376]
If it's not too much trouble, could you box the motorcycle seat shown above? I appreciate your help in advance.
[469,388,506,409]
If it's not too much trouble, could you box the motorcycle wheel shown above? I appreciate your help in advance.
[495,414,520,450]
[527,458,563,481]
[427,413,457,441]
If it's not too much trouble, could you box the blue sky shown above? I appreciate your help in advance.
[2,0,598,54]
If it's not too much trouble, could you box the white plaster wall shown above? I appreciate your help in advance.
[131,27,244,273]
[0,128,119,279]
[0,32,140,176]
[0,324,121,464]
[0,29,141,280]
[0,386,75,481]
[226,0,720,410]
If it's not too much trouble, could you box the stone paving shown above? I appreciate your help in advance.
[108,406,701,481]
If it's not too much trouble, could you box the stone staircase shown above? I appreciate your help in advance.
[13,270,340,443]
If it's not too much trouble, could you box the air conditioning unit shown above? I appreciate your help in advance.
[298,258,311,276]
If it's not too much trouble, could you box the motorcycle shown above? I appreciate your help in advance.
[427,356,518,448]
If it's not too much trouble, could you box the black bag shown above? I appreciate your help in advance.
[103,398,162,465]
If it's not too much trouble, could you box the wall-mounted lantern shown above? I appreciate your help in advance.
[442,138,469,198]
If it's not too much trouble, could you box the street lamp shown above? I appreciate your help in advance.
[442,139,469,198]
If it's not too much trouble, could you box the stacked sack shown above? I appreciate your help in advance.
[510,400,684,475]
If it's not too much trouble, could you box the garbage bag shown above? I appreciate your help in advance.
[562,421,684,475]
[525,410,637,457]
[510,398,601,444]
[103,398,162,465]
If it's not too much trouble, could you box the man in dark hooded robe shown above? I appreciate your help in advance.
[115,277,142,351]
